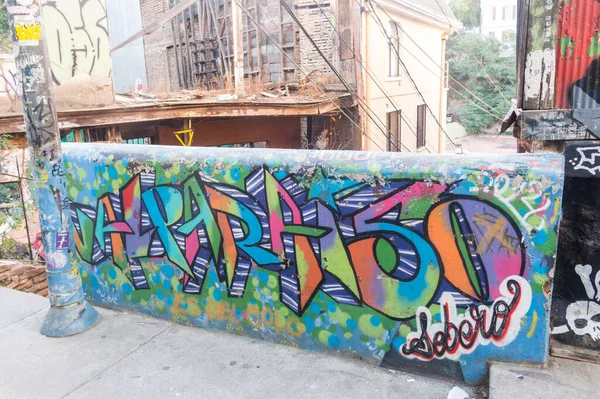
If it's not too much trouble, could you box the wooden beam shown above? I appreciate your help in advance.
[521,109,600,140]
[0,96,352,134]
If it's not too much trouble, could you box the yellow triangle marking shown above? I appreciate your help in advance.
[174,129,195,146]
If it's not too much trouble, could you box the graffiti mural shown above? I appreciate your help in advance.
[42,0,111,84]
[552,142,600,352]
[63,144,564,384]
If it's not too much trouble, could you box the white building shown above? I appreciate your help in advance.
[480,0,517,43]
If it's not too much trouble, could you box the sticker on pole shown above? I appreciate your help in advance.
[16,0,34,6]
[7,6,31,15]
[14,15,41,46]
[55,232,69,251]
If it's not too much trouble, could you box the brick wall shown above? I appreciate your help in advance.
[295,1,337,80]
[140,0,174,92]
[0,261,47,297]
[139,0,350,91]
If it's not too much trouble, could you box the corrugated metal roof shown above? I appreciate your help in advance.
[556,0,600,109]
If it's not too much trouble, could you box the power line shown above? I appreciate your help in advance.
[250,2,398,151]
[278,0,412,152]
[364,0,458,147]
[386,31,504,120]
[431,0,512,106]
[309,0,436,153]
[450,86,506,120]
[387,21,505,119]
[251,1,404,152]
[233,0,389,152]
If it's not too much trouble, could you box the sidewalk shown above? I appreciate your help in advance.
[0,287,472,399]
[489,356,600,399]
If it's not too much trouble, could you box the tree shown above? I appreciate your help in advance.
[446,33,516,134]
[449,0,481,29]
[0,4,11,53]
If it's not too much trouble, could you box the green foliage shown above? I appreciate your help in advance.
[0,236,29,260]
[0,3,11,53]
[446,33,516,134]
[449,0,481,29]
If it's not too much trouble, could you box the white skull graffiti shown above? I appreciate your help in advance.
[552,264,600,341]
[564,301,600,341]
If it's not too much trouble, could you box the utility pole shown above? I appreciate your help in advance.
[231,0,245,94]
[6,0,99,336]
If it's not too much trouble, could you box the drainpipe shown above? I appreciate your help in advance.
[7,0,99,336]
[231,0,245,94]
[360,1,368,151]
[438,32,449,153]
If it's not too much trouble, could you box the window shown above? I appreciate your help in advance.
[489,31,496,40]
[124,137,154,145]
[388,21,401,77]
[502,6,506,20]
[512,5,517,20]
[417,105,426,149]
[386,110,401,152]
[502,31,511,43]
[492,7,496,21]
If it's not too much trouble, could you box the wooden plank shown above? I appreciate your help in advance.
[522,0,559,110]
[551,339,600,365]
[0,96,351,134]
[170,0,184,89]
[183,6,196,86]
[515,0,529,109]
[174,1,189,88]
[521,109,600,140]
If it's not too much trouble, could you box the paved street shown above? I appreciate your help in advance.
[0,288,472,399]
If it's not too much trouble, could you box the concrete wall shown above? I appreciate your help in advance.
[551,141,600,352]
[63,143,564,384]
[0,0,114,112]
[41,0,114,107]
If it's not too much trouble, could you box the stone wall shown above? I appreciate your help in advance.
[0,261,47,297]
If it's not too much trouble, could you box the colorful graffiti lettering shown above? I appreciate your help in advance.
[70,168,527,319]
[64,145,564,384]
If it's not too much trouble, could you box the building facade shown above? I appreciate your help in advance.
[480,0,517,42]
[1,0,456,156]
[361,0,456,153]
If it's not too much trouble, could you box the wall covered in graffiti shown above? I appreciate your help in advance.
[551,142,600,352]
[63,144,564,384]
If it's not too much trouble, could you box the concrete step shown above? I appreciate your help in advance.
[488,357,600,399]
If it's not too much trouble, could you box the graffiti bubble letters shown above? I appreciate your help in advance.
[71,168,527,319]
[401,276,532,361]
[42,0,110,84]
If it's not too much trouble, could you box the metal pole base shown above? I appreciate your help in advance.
[40,300,100,337]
